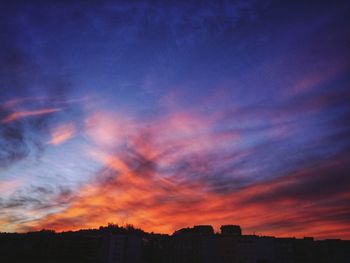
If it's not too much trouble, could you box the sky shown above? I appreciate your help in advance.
[0,0,350,239]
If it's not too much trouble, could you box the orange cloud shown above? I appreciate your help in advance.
[15,110,350,239]
[1,108,62,123]
[48,123,77,145]
[25,151,350,239]
[22,110,350,239]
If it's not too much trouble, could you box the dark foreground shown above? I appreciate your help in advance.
[0,224,349,263]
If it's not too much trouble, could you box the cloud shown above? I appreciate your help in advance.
[1,85,349,237]
[0,179,23,195]
[0,95,85,168]
[241,155,350,205]
[1,108,63,124]
[47,122,77,145]
[16,106,350,239]
[22,150,350,239]
[0,183,76,232]
[0,107,52,169]
[0,107,29,168]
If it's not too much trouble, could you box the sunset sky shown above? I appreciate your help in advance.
[1,1,350,239]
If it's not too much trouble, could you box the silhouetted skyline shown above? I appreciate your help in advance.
[1,224,349,263]
[1,223,349,241]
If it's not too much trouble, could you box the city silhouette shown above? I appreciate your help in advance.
[0,223,349,263]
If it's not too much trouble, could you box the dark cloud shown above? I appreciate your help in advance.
[0,107,28,168]
[0,183,76,224]
[242,152,350,205]
[1,196,42,210]
[0,107,54,169]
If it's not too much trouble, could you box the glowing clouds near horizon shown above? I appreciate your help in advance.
[19,108,350,239]
[1,81,349,238]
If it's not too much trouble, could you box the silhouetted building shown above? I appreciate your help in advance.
[101,234,142,263]
[1,224,350,263]
[220,225,242,236]
[146,225,350,263]
[193,225,214,235]
[173,225,214,236]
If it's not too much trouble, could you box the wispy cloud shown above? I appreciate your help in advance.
[1,108,63,124]
[48,122,77,145]
[22,147,350,239]
[12,106,349,239]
